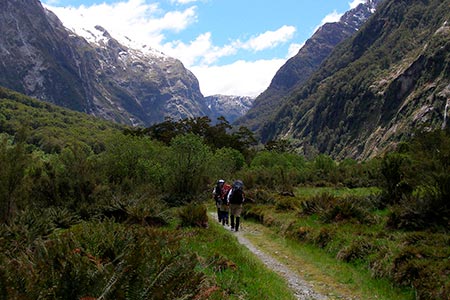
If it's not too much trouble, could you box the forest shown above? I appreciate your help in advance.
[0,87,449,299]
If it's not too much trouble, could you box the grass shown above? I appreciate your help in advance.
[183,215,297,300]
[241,219,415,300]
[294,186,381,198]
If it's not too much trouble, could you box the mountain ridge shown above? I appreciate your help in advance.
[234,0,382,132]
[0,0,210,126]
[260,0,450,159]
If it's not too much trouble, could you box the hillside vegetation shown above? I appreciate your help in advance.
[0,87,448,299]
[260,0,450,159]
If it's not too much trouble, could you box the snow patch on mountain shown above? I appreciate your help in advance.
[205,95,254,123]
[43,5,167,59]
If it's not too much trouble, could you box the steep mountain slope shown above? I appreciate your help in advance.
[235,0,382,132]
[205,95,254,123]
[0,0,209,126]
[261,0,450,160]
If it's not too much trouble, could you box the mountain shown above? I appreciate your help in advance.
[205,95,254,123]
[261,0,450,160]
[0,0,209,126]
[234,0,382,132]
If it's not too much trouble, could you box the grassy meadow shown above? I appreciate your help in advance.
[0,87,448,299]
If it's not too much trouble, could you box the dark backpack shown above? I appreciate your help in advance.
[229,180,244,204]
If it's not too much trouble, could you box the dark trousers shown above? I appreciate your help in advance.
[230,215,240,231]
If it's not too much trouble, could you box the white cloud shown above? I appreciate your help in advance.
[43,0,294,96]
[241,25,296,52]
[44,0,197,47]
[171,0,200,4]
[191,59,286,97]
[162,32,237,66]
[321,10,343,25]
[349,0,366,9]
[312,10,343,34]
[287,42,304,58]
[161,25,295,68]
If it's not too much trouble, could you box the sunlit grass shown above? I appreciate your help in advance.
[242,220,415,300]
[183,216,296,300]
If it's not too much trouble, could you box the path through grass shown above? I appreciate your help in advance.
[239,219,414,300]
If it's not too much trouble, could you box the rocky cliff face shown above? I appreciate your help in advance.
[205,95,254,123]
[235,0,382,132]
[261,0,450,159]
[0,0,209,126]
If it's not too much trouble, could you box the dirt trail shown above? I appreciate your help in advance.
[211,213,328,300]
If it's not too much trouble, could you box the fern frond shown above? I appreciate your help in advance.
[97,261,126,300]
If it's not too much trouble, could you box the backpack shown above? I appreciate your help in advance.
[221,183,232,205]
[229,180,244,204]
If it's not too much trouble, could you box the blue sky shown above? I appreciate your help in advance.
[42,0,366,97]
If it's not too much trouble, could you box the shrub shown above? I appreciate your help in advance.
[247,189,275,205]
[379,152,413,205]
[300,192,337,216]
[311,227,335,248]
[0,221,205,299]
[274,195,300,211]
[209,147,245,180]
[178,202,208,228]
[386,191,449,230]
[0,135,31,223]
[292,226,313,242]
[336,238,375,263]
[242,205,268,223]
[320,196,372,224]
[166,134,211,202]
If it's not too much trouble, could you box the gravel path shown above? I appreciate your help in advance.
[212,213,328,300]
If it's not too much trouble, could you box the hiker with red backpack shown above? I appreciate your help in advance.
[219,181,232,226]
[227,180,245,232]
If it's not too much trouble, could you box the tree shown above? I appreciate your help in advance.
[0,133,30,223]
[166,134,211,202]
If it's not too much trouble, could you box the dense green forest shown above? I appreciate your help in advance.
[0,87,448,299]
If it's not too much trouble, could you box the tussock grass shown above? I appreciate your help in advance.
[242,219,415,300]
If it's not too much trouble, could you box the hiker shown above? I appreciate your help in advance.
[213,179,225,222]
[219,181,232,226]
[227,180,245,231]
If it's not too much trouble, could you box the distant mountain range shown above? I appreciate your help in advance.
[2,0,447,160]
[205,95,254,124]
[258,0,449,159]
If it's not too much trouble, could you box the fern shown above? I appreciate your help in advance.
[98,261,127,300]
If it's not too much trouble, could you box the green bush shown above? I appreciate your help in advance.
[166,134,212,203]
[274,195,300,211]
[320,196,373,224]
[178,202,208,228]
[300,192,337,216]
[311,227,335,249]
[336,237,375,263]
[0,135,31,223]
